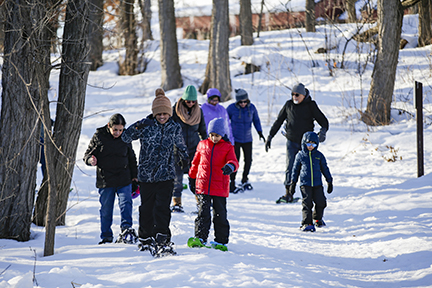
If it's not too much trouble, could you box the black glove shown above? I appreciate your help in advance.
[327,182,333,194]
[318,128,327,143]
[135,117,154,129]
[221,163,235,175]
[188,177,196,193]
[288,183,296,196]
[258,131,266,143]
[132,180,139,193]
[265,135,272,152]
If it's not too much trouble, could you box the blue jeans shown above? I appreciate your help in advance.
[284,140,301,186]
[98,184,133,240]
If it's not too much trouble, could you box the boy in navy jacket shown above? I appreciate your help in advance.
[289,131,333,232]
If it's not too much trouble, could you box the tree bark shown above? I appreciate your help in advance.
[158,0,183,91]
[346,0,357,23]
[138,0,153,41]
[199,0,232,102]
[418,0,432,47]
[33,0,90,227]
[88,0,104,71]
[0,0,53,241]
[118,0,138,75]
[305,0,315,32]
[361,0,403,126]
[240,0,254,45]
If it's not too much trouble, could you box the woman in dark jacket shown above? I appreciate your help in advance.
[171,85,207,212]
[84,113,138,244]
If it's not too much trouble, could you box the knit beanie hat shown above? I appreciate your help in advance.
[208,118,225,137]
[235,88,249,102]
[292,83,306,95]
[152,88,172,117]
[182,85,198,101]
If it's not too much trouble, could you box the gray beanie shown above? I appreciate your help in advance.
[292,83,306,95]
[208,118,226,137]
[235,88,249,102]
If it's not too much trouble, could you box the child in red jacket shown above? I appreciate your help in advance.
[188,118,239,251]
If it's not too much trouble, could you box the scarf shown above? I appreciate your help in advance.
[175,98,201,126]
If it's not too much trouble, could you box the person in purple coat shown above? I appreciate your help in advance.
[227,89,265,193]
[201,88,233,145]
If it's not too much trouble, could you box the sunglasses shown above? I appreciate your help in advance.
[185,100,196,104]
[209,97,220,102]
[292,93,300,97]
[238,100,248,104]
[306,143,317,148]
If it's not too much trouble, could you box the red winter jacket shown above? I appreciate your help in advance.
[189,138,239,197]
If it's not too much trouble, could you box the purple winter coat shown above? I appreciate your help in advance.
[201,102,234,144]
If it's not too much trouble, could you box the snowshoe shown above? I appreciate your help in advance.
[209,241,228,252]
[276,194,298,204]
[231,186,244,194]
[98,237,113,245]
[183,183,188,190]
[138,237,155,252]
[314,219,326,228]
[151,233,177,257]
[187,237,210,248]
[171,204,185,213]
[301,224,316,232]
[116,227,138,244]
[241,181,253,191]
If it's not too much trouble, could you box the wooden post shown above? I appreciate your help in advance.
[415,81,424,178]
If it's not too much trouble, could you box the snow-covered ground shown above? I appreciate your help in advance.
[1,12,432,288]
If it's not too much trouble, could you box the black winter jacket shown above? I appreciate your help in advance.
[171,102,207,168]
[269,95,329,144]
[84,125,138,188]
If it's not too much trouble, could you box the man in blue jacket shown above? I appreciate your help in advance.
[227,88,265,193]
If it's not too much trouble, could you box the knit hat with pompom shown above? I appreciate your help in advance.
[152,88,172,117]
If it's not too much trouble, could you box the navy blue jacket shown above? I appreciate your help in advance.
[122,116,188,183]
[227,101,262,143]
[291,132,332,187]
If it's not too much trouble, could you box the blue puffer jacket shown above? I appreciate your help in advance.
[122,115,188,183]
[227,101,263,143]
[291,131,332,187]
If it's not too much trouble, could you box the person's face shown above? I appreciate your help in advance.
[155,113,170,124]
[306,142,317,151]
[292,92,305,104]
[184,100,196,108]
[108,124,124,138]
[209,133,222,144]
[209,96,220,106]
[238,100,248,108]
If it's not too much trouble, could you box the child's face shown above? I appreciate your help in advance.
[306,141,317,151]
[108,124,124,138]
[209,133,222,143]
[155,113,170,124]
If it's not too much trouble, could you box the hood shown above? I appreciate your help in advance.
[301,131,319,152]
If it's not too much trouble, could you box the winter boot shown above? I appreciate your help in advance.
[171,197,184,213]
[314,219,326,228]
[276,194,293,204]
[152,233,176,257]
[138,237,155,252]
[98,237,113,245]
[229,181,236,193]
[301,224,316,232]
[241,180,253,190]
[116,227,138,244]
[210,241,228,251]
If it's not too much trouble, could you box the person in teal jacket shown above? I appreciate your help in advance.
[289,131,333,232]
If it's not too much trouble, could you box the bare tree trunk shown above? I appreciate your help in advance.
[0,3,5,53]
[418,0,432,47]
[199,0,232,102]
[119,0,138,75]
[305,0,315,32]
[139,0,153,40]
[158,0,183,91]
[240,0,253,45]
[361,0,402,126]
[0,0,52,241]
[346,0,357,23]
[88,0,104,71]
[33,0,90,227]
